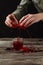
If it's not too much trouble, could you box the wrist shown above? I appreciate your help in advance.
[38,13,43,21]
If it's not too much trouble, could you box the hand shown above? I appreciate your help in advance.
[5,14,18,28]
[19,13,43,28]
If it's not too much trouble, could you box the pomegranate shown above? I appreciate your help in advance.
[13,38,23,50]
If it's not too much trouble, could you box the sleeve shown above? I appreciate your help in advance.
[12,0,31,21]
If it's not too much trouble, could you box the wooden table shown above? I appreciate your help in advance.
[0,38,43,65]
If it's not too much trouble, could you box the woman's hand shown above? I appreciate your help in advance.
[19,13,43,28]
[5,14,18,28]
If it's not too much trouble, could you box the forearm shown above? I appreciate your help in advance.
[12,0,31,21]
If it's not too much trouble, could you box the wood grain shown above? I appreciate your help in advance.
[0,38,43,65]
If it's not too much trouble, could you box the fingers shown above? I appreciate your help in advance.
[24,17,35,27]
[9,14,18,24]
[19,14,29,23]
[5,14,39,29]
[19,14,33,27]
[19,16,29,26]
[5,17,12,27]
[5,14,18,28]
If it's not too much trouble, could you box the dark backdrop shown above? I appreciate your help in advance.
[0,0,43,38]
[0,0,20,38]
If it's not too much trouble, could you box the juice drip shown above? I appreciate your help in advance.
[12,26,41,52]
[7,16,40,52]
[12,25,32,52]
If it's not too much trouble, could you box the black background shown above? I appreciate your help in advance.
[0,0,43,38]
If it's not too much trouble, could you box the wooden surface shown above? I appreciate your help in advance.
[0,38,43,65]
